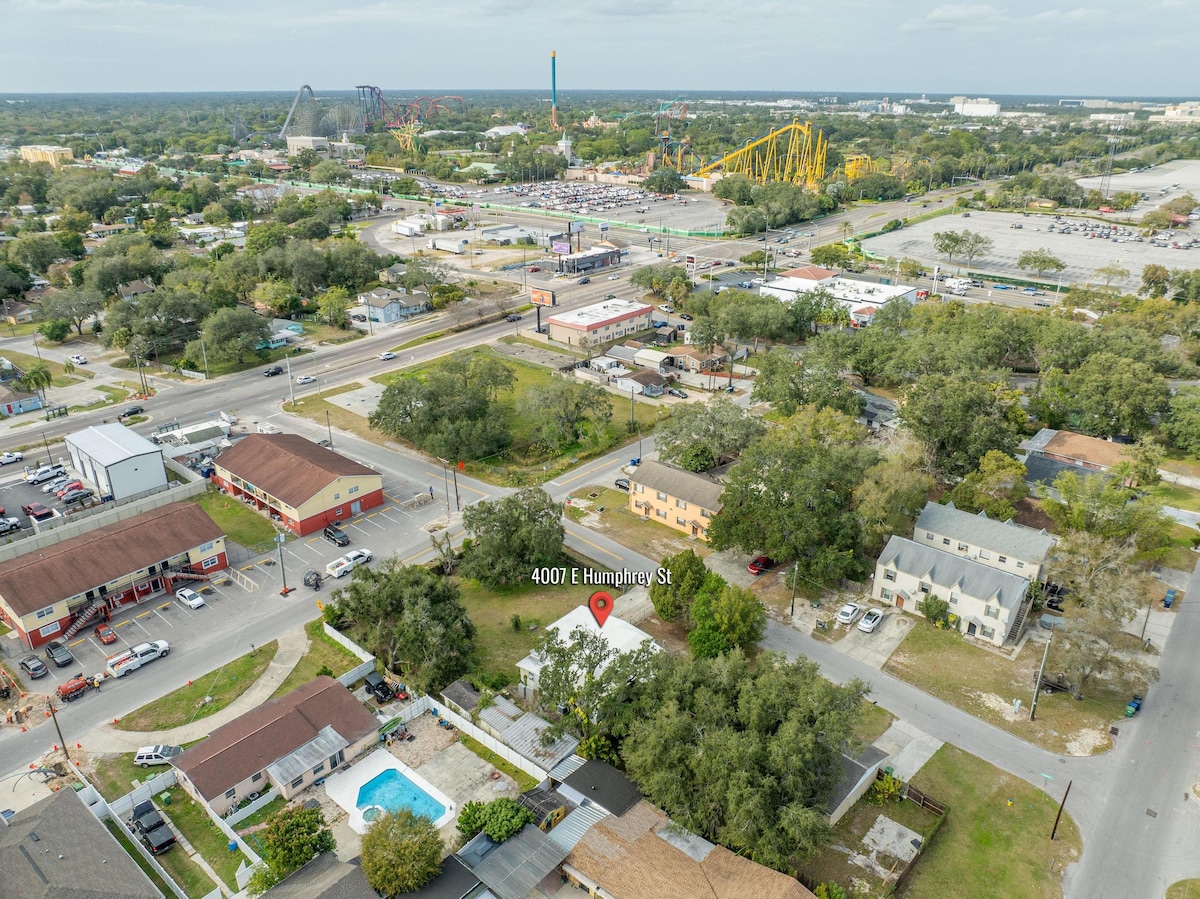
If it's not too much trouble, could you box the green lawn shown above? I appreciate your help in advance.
[0,348,95,381]
[114,642,278,731]
[194,488,281,548]
[271,618,363,698]
[885,621,1127,755]
[232,795,288,832]
[901,746,1080,899]
[456,575,596,680]
[104,817,213,899]
[1161,522,1200,572]
[1147,480,1200,514]
[1168,880,1200,899]
[460,735,539,792]
[283,383,376,444]
[855,700,896,744]
[162,786,250,893]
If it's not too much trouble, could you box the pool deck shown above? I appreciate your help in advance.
[325,748,457,834]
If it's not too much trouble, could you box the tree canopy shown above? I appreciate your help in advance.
[360,809,442,896]
[460,488,564,588]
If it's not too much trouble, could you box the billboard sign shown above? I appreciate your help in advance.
[530,288,557,307]
[551,241,571,254]
[599,222,609,232]
[569,221,585,234]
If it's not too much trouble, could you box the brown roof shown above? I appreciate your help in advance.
[174,676,377,801]
[566,801,814,899]
[0,502,223,617]
[1043,431,1129,469]
[781,265,837,281]
[215,434,380,508]
[629,370,667,387]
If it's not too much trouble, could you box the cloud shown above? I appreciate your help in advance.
[1031,7,1098,23]
[898,3,1007,33]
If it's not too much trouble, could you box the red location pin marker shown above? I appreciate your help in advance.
[588,591,613,628]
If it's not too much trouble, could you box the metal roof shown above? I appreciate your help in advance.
[66,422,160,466]
[266,726,350,784]
[478,699,579,771]
[459,827,569,899]
[548,804,610,852]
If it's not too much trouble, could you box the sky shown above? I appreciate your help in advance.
[3,0,1197,98]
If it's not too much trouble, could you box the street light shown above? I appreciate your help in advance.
[276,533,292,595]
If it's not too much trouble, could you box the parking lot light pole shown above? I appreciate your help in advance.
[437,457,451,515]
[276,533,292,596]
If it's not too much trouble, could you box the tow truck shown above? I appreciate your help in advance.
[105,640,170,678]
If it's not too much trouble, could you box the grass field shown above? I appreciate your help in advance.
[460,735,539,792]
[901,746,1080,898]
[456,575,596,680]
[566,485,710,562]
[104,817,214,898]
[271,618,363,698]
[194,489,280,548]
[162,786,250,893]
[69,383,129,413]
[114,642,278,731]
[1168,880,1200,899]
[884,621,1127,755]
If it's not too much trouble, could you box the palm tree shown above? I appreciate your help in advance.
[20,363,52,402]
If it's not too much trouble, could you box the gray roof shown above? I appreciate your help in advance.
[66,422,161,466]
[479,695,579,770]
[0,789,161,899]
[606,345,640,363]
[441,679,482,713]
[265,725,349,784]
[1022,454,1104,488]
[562,760,642,817]
[547,804,610,852]
[915,501,1055,565]
[825,745,888,817]
[265,853,377,899]
[878,536,1031,612]
[458,826,569,899]
[630,460,724,513]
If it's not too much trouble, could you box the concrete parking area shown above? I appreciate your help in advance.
[835,608,914,670]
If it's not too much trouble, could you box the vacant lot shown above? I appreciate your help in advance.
[885,622,1127,755]
[194,488,279,548]
[901,746,1080,899]
[114,642,278,731]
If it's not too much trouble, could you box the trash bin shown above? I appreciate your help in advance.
[159,792,171,807]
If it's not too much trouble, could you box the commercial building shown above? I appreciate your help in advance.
[357,288,432,324]
[758,267,918,326]
[18,144,74,168]
[546,299,653,346]
[628,461,724,541]
[65,422,168,501]
[172,676,379,816]
[951,97,1001,117]
[555,246,621,274]
[210,434,384,535]
[0,502,226,649]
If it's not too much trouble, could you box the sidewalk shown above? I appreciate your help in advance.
[83,623,311,754]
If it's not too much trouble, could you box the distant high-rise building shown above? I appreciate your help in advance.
[953,98,1001,117]
[18,144,73,168]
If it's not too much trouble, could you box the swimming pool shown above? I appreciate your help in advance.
[324,750,456,834]
[357,768,446,823]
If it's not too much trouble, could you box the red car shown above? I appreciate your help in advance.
[528,266,541,272]
[94,623,118,645]
[747,555,775,575]
[21,502,54,521]
[55,480,83,499]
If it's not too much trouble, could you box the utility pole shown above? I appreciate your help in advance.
[199,335,210,380]
[1051,780,1072,841]
[437,457,451,515]
[276,534,291,595]
[47,701,71,763]
[285,354,295,407]
[325,410,333,449]
[789,561,800,617]
[1029,625,1055,721]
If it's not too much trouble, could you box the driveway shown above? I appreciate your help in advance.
[835,608,913,669]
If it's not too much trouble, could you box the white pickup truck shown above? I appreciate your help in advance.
[106,640,170,678]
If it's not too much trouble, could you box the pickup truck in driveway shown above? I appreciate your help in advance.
[106,640,170,677]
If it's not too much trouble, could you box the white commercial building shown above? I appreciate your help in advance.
[64,423,167,501]
[953,98,1001,117]
[757,266,918,327]
[545,299,653,346]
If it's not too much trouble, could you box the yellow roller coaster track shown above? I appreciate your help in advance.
[692,119,828,189]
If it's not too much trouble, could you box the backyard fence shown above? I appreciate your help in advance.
[875,769,950,894]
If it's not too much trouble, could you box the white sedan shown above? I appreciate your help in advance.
[176,587,205,609]
[296,375,316,385]
[858,608,884,633]
[68,354,88,365]
[836,602,862,626]
[379,352,397,361]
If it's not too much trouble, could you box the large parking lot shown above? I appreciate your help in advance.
[863,207,1194,293]
[0,463,106,547]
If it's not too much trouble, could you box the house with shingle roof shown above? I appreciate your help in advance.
[628,460,724,541]
[913,501,1056,582]
[211,434,383,535]
[173,676,378,816]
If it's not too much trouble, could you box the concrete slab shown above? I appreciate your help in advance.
[872,720,925,759]
[837,608,913,669]
[614,586,653,625]
[887,734,944,783]
[323,381,386,419]
[862,814,922,863]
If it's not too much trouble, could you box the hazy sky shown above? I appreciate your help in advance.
[3,0,1196,97]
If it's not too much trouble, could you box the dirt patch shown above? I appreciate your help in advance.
[1013,496,1056,532]
[968,690,1027,722]
[636,614,691,655]
[1066,727,1110,755]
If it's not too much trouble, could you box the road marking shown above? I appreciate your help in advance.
[68,637,87,648]
[568,531,623,562]
[136,610,154,619]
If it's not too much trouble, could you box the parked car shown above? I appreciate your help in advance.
[175,587,205,609]
[379,351,397,361]
[55,480,84,499]
[667,388,689,399]
[350,313,367,322]
[94,623,118,645]
[121,405,144,418]
[44,640,74,667]
[528,266,541,272]
[25,464,65,485]
[60,488,95,505]
[134,745,182,768]
[679,313,694,321]
[19,655,48,679]
[21,502,54,520]
[42,477,71,494]
[364,671,395,704]
[747,555,775,575]
[614,478,631,491]
[296,375,316,385]
[858,608,884,633]
[0,451,23,465]
[836,602,862,625]
[323,524,350,547]
[68,354,88,365]
[264,365,283,377]
[0,517,22,535]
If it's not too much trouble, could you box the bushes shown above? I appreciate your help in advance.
[455,798,533,843]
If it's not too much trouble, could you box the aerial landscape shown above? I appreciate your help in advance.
[2,4,1199,899]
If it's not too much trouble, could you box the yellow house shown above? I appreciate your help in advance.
[628,460,724,541]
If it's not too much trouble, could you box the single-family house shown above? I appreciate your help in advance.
[628,460,724,541]
[873,535,1032,646]
[613,369,667,397]
[1025,428,1131,473]
[0,381,42,417]
[673,346,725,373]
[377,263,407,284]
[913,501,1056,582]
[117,279,155,301]
[172,676,378,816]
[357,288,431,324]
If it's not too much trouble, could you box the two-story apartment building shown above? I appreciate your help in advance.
[628,461,723,541]
[912,501,1056,582]
[357,288,431,324]
[873,535,1032,647]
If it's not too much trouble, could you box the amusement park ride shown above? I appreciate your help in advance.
[355,86,465,151]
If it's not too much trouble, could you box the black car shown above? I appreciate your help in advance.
[506,314,522,322]
[614,478,631,491]
[264,365,284,377]
[364,671,395,704]
[44,640,74,667]
[679,313,694,321]
[323,524,350,547]
[667,388,689,399]
[577,276,591,284]
[121,405,144,418]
